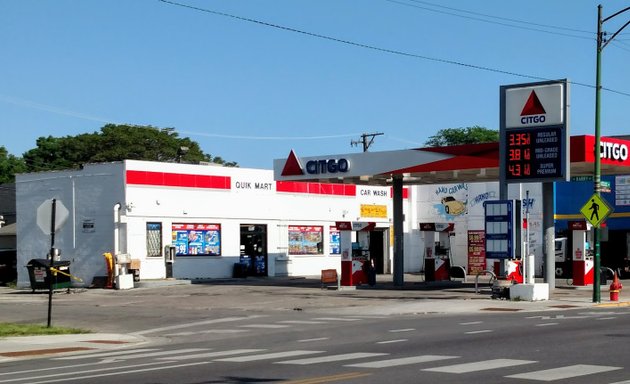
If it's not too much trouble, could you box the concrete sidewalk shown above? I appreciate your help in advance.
[0,333,148,363]
[1,274,629,362]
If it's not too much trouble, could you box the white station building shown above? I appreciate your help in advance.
[15,158,543,288]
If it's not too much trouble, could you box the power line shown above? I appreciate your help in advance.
[386,0,596,40]
[178,130,361,141]
[158,0,630,98]
[399,0,594,35]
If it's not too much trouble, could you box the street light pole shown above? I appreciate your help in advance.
[593,4,630,303]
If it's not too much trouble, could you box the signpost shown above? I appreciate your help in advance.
[37,199,69,327]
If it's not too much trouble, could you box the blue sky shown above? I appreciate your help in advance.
[2,0,630,169]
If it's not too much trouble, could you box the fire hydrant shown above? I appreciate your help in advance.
[610,272,622,301]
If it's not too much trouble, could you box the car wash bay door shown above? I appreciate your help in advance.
[240,224,268,276]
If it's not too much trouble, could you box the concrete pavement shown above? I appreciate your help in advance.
[1,274,629,362]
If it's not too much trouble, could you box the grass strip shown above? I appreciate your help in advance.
[0,322,90,337]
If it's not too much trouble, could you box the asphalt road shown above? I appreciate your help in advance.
[2,279,630,383]
[3,306,630,383]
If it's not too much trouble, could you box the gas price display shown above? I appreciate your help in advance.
[504,126,565,182]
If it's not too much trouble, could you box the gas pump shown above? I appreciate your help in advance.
[571,221,594,286]
[420,223,454,282]
[336,221,375,287]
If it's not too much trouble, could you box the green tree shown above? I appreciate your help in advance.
[424,126,498,147]
[22,124,237,172]
[0,146,26,184]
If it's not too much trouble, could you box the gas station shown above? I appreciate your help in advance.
[273,79,630,300]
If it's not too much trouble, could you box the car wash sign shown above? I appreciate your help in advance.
[500,79,570,183]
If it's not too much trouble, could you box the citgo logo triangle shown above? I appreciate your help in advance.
[520,90,546,116]
[281,150,304,176]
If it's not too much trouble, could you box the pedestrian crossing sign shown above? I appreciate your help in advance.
[580,193,612,228]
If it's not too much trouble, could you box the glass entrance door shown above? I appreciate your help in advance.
[240,224,268,276]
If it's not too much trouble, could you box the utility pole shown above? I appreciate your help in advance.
[351,132,383,152]
[593,4,630,303]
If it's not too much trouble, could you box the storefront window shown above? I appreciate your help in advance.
[329,226,340,254]
[288,225,323,255]
[172,223,221,256]
[146,222,162,257]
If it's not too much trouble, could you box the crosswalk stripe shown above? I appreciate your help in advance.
[157,349,265,361]
[423,359,537,373]
[311,317,361,322]
[278,320,327,324]
[239,324,291,329]
[54,348,161,360]
[133,315,267,335]
[97,348,209,361]
[298,338,330,342]
[215,350,324,362]
[376,339,407,344]
[277,352,388,365]
[345,355,459,368]
[506,364,622,381]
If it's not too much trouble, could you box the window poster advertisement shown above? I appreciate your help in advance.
[467,230,486,274]
[329,226,340,255]
[172,223,221,256]
[288,226,323,255]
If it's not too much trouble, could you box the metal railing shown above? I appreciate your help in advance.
[475,270,497,294]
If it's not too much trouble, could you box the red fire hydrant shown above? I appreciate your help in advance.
[610,272,622,302]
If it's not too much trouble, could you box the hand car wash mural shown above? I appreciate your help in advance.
[434,183,469,218]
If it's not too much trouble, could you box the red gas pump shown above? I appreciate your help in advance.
[571,221,594,286]
[336,221,375,287]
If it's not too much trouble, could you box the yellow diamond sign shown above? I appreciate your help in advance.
[580,193,612,228]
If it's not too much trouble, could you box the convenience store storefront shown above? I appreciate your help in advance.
[15,160,397,288]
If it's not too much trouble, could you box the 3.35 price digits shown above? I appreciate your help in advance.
[509,132,530,146]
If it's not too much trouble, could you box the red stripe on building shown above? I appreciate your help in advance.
[126,170,231,190]
[276,181,356,196]
[388,187,409,199]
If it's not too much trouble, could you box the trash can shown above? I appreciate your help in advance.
[26,259,71,292]
[232,262,248,278]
